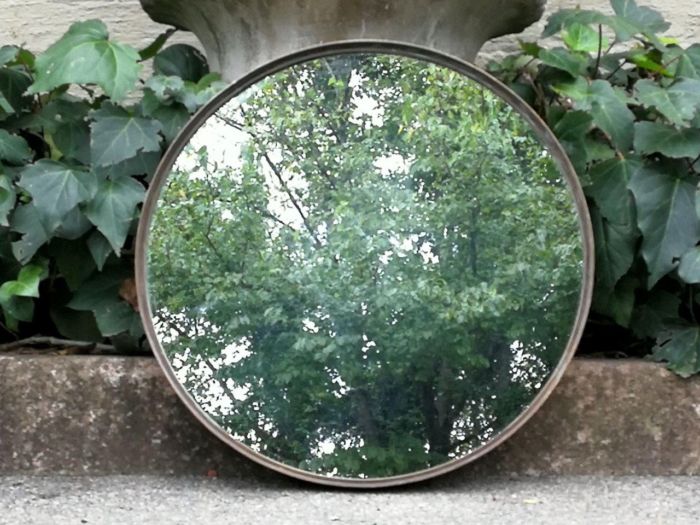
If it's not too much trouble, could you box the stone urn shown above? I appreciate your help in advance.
[139,0,546,81]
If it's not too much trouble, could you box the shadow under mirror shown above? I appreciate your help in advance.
[144,51,585,481]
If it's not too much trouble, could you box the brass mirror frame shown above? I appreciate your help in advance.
[136,41,594,489]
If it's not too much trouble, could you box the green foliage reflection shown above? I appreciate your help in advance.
[148,54,583,478]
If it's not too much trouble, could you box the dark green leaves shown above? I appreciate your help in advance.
[652,327,700,377]
[90,105,162,166]
[635,79,700,127]
[84,177,145,254]
[628,164,700,287]
[563,23,606,53]
[0,129,32,164]
[539,48,589,77]
[589,81,635,151]
[678,247,700,283]
[633,122,700,159]
[28,20,141,101]
[18,160,96,222]
[153,44,209,83]
[0,174,15,226]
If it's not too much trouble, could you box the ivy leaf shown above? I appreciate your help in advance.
[590,205,637,291]
[94,300,138,337]
[592,275,638,327]
[589,80,635,151]
[0,129,32,165]
[149,103,190,144]
[543,9,607,37]
[586,157,640,225]
[563,23,606,53]
[0,68,32,116]
[651,326,700,378]
[49,239,95,291]
[154,44,209,83]
[635,79,700,126]
[552,110,593,142]
[53,120,91,164]
[138,28,177,61]
[10,204,56,263]
[678,247,700,284]
[0,46,19,67]
[628,163,700,288]
[27,20,141,101]
[630,291,680,339]
[84,177,145,254]
[664,44,700,80]
[633,121,700,159]
[87,231,113,271]
[90,104,162,166]
[54,206,92,240]
[0,173,16,226]
[18,160,97,222]
[145,75,186,102]
[0,261,49,301]
[610,0,670,36]
[539,48,589,77]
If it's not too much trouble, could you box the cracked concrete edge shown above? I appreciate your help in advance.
[0,356,698,483]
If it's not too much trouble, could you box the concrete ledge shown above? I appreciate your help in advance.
[1,356,698,483]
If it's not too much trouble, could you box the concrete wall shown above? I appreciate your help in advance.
[1,1,697,66]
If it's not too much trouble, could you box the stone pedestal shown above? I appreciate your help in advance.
[139,0,546,80]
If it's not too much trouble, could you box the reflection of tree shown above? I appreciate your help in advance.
[148,55,582,478]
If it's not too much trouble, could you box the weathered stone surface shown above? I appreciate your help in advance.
[0,356,698,482]
[138,0,546,80]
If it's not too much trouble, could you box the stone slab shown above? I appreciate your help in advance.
[0,356,698,482]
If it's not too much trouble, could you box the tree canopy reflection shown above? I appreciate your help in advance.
[147,54,583,478]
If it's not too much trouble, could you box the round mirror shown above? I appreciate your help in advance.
[137,43,592,487]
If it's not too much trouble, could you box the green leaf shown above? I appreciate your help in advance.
[543,9,607,37]
[592,275,638,327]
[18,160,97,222]
[539,48,589,77]
[652,326,700,377]
[90,104,162,166]
[630,291,680,339]
[96,151,161,181]
[28,20,141,101]
[0,261,49,302]
[153,44,209,83]
[678,247,700,284]
[610,0,670,36]
[0,46,19,67]
[68,269,128,311]
[0,129,32,165]
[635,79,700,126]
[54,206,92,240]
[10,204,56,263]
[52,120,91,164]
[138,28,177,61]
[665,44,700,80]
[50,306,102,341]
[0,68,32,116]
[633,121,700,159]
[87,231,112,271]
[552,110,593,142]
[589,80,635,151]
[149,103,190,143]
[0,174,16,226]
[629,163,700,287]
[94,300,137,337]
[590,205,637,291]
[145,75,185,102]
[563,23,606,53]
[587,157,640,225]
[50,239,95,291]
[84,177,145,254]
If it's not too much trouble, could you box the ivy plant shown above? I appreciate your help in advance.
[489,0,700,377]
[0,20,224,352]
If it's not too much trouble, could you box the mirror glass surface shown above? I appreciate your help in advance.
[144,51,585,481]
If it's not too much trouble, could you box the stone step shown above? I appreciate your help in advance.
[0,356,698,482]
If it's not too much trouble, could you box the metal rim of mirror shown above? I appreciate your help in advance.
[135,40,594,489]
